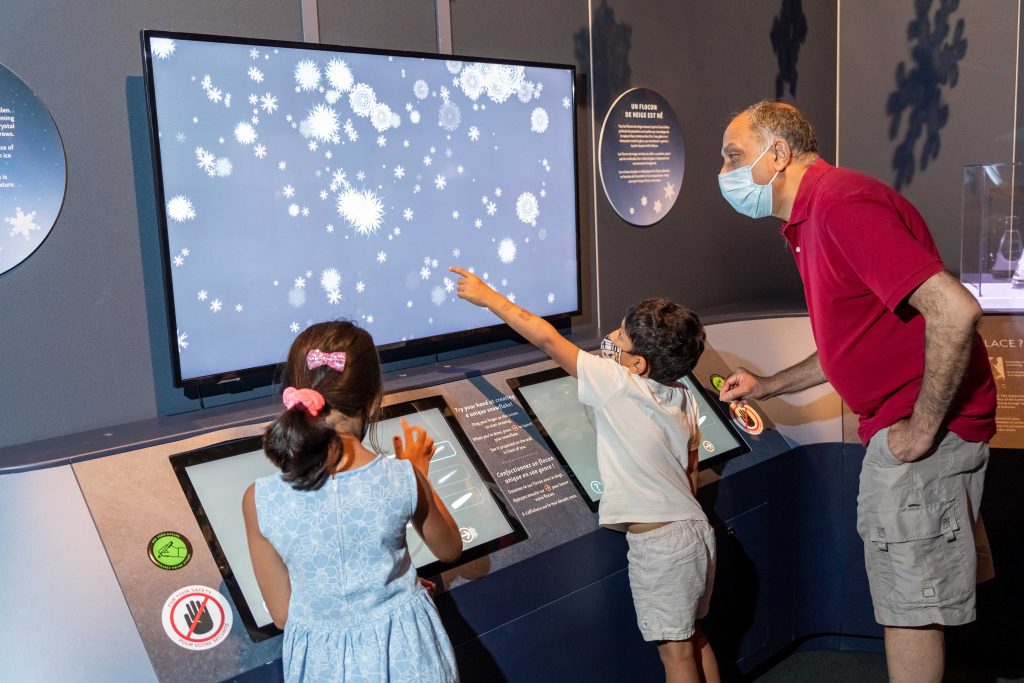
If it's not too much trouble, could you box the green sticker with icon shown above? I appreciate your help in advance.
[710,374,726,392]
[148,531,193,570]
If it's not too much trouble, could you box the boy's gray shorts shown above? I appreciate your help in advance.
[857,427,991,627]
[626,519,716,642]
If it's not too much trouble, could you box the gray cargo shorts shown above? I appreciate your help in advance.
[856,427,991,627]
[626,519,716,642]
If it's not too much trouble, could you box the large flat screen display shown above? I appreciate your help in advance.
[170,396,525,641]
[142,31,581,384]
[509,366,749,511]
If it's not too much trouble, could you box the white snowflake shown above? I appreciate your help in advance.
[403,208,413,221]
[413,79,429,99]
[530,107,549,133]
[301,207,310,217]
[326,224,334,233]
[290,322,300,333]
[371,103,393,132]
[413,184,421,193]
[495,187,503,197]
[235,304,244,312]
[283,185,295,198]
[214,157,233,177]
[664,182,676,199]
[325,58,354,92]
[356,281,365,293]
[443,277,455,293]
[452,210,459,219]
[308,140,318,152]
[654,199,664,213]
[459,63,485,100]
[181,248,190,256]
[423,155,432,167]
[497,238,518,264]
[349,83,376,117]
[508,292,516,303]
[486,201,497,216]
[409,110,421,124]
[393,227,401,236]
[420,266,431,280]
[516,192,539,225]
[406,300,413,309]
[206,86,223,103]
[294,59,321,91]
[440,85,450,101]
[474,218,482,228]
[337,188,385,235]
[210,298,222,312]
[517,80,534,103]
[248,94,258,105]
[233,121,257,145]
[547,292,555,304]
[376,251,387,263]
[165,196,196,223]
[288,287,306,308]
[195,147,216,174]
[438,100,461,132]
[356,170,366,182]
[173,255,184,267]
[249,48,259,59]
[224,93,232,108]
[562,96,571,109]
[254,144,267,159]
[151,38,176,60]
[394,165,405,179]
[457,165,464,175]
[327,290,342,305]
[302,103,340,143]
[248,66,264,83]
[366,315,374,324]
[197,290,208,301]
[175,132,186,142]
[320,267,342,292]
[431,286,446,306]
[260,93,278,114]
[288,204,300,217]
[177,330,189,350]
[452,248,461,258]
[641,196,648,207]
[278,161,287,171]
[295,276,306,288]
[343,119,358,142]
[319,190,328,200]
[434,175,447,190]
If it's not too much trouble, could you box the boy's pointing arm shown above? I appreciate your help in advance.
[449,266,580,377]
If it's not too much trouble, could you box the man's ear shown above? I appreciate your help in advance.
[773,140,793,170]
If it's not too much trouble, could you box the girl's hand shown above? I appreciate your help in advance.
[449,266,496,308]
[394,417,435,478]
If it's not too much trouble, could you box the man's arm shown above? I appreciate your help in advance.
[888,271,982,462]
[719,351,826,402]
[450,266,580,377]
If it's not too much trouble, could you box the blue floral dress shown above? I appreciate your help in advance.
[254,455,458,682]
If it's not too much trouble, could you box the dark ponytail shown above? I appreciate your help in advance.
[263,321,383,491]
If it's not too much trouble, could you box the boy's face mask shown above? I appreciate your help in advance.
[600,336,623,364]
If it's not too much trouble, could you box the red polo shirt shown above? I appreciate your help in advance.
[781,159,995,445]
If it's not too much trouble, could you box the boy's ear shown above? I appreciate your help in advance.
[631,355,648,377]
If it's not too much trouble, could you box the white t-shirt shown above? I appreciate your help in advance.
[576,349,706,531]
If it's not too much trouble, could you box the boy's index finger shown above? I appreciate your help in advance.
[448,266,470,278]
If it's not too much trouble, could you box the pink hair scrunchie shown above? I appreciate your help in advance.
[282,387,326,417]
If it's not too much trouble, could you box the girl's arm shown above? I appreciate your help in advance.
[242,484,291,628]
[394,419,463,563]
[450,266,580,377]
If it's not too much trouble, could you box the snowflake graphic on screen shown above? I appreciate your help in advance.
[886,0,967,190]
[302,104,341,143]
[355,281,365,293]
[337,188,385,235]
[413,79,429,99]
[431,286,447,305]
[371,103,396,132]
[294,59,321,91]
[176,330,189,351]
[515,192,539,226]
[517,81,535,104]
[248,66,264,83]
[288,287,306,307]
[349,83,377,117]
[326,59,354,92]
[234,122,258,145]
[438,100,461,132]
[434,175,447,190]
[210,298,223,312]
[5,207,40,239]
[214,157,233,177]
[497,238,518,264]
[166,196,196,223]
[376,250,387,263]
[320,267,341,293]
[260,93,279,114]
[151,38,176,60]
[530,108,549,133]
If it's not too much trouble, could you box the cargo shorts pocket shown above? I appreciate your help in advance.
[866,496,970,608]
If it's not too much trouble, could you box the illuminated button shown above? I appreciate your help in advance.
[795,246,801,253]
[590,480,604,494]
[702,440,715,453]
[709,374,725,392]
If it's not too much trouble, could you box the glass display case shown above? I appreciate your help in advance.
[962,162,1024,310]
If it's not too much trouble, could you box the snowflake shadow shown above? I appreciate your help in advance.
[886,0,967,190]
[575,0,632,117]
[771,0,808,99]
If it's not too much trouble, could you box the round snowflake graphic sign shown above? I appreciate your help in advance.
[0,62,66,276]
[598,88,684,227]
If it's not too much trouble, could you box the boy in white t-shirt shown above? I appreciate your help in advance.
[450,267,719,683]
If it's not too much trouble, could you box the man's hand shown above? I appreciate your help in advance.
[394,418,436,478]
[450,266,497,308]
[719,367,768,403]
[886,418,935,463]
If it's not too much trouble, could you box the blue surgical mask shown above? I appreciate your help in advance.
[718,144,780,219]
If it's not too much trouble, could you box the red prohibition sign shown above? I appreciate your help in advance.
[170,591,227,642]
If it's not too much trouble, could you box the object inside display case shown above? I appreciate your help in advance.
[962,162,1024,310]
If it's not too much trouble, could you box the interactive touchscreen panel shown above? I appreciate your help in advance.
[509,366,748,511]
[142,31,580,384]
[171,396,524,641]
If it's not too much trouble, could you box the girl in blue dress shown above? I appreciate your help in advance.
[243,321,462,682]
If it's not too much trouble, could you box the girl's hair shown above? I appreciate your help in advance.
[624,298,705,385]
[263,321,382,491]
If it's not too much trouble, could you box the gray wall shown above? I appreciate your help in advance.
[589,0,837,327]
[839,0,1018,270]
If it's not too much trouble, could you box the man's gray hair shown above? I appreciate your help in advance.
[743,100,818,158]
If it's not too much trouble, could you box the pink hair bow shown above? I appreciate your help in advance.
[306,349,347,372]
[282,387,326,417]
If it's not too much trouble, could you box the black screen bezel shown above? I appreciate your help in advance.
[169,395,527,642]
[140,29,584,387]
[508,367,751,512]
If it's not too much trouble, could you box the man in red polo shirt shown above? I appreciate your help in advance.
[716,101,995,683]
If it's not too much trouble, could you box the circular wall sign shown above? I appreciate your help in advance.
[0,62,66,276]
[598,88,684,227]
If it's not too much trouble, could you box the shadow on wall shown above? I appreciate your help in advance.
[771,0,808,99]
[574,0,632,118]
[886,0,967,191]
